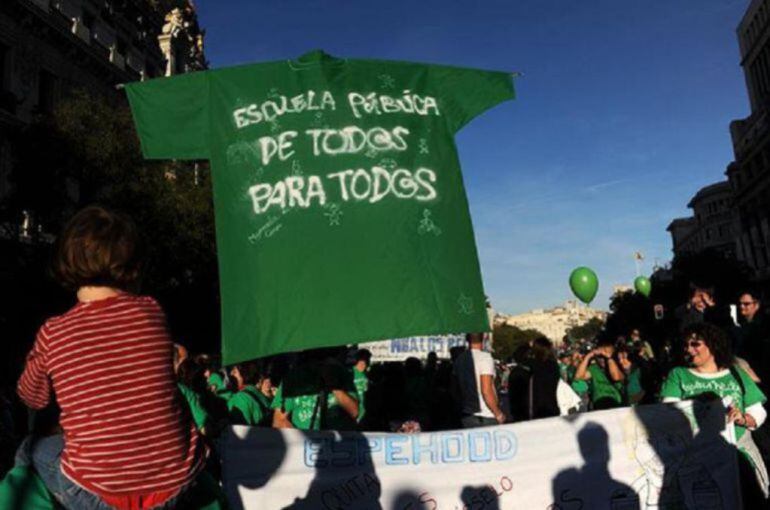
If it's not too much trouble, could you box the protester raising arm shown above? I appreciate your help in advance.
[331,389,359,421]
[272,407,293,429]
[321,361,359,421]
[574,350,595,381]
[604,349,625,383]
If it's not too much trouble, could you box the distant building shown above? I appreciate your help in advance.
[666,181,735,258]
[612,284,633,296]
[725,0,770,281]
[495,300,606,346]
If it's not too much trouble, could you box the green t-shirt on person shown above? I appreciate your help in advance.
[272,360,359,431]
[352,368,369,423]
[588,363,623,407]
[564,365,589,397]
[660,366,767,441]
[271,384,357,431]
[125,50,515,366]
[208,372,233,401]
[178,383,210,431]
[228,386,270,426]
[254,389,272,410]
[625,367,644,404]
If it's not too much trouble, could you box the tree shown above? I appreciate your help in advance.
[8,90,219,352]
[563,317,604,344]
[604,291,655,341]
[492,324,544,361]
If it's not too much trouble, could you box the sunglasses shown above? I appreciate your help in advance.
[686,340,703,349]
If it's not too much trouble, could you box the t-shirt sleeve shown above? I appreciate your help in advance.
[271,384,284,410]
[660,368,684,401]
[125,71,210,160]
[738,367,767,408]
[17,326,52,410]
[478,353,496,376]
[433,64,516,133]
[180,384,209,430]
[627,369,643,397]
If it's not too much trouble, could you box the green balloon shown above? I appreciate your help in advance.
[634,276,652,297]
[569,267,599,304]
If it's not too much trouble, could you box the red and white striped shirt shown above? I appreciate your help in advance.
[17,294,206,508]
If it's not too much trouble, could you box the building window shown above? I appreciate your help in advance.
[82,10,95,40]
[38,70,58,114]
[0,43,8,94]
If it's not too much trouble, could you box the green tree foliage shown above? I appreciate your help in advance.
[604,290,655,340]
[563,317,604,344]
[651,249,752,311]
[10,90,218,350]
[492,323,544,361]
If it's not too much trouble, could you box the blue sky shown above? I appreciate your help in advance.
[195,0,750,314]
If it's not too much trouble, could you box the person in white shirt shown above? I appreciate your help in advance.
[453,333,505,428]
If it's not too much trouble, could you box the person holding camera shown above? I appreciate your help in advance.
[574,338,625,410]
[272,347,359,431]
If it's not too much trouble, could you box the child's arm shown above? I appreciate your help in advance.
[17,327,52,409]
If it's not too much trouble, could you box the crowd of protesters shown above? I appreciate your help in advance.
[3,205,770,509]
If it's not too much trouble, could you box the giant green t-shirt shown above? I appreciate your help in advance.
[661,366,766,440]
[126,50,515,365]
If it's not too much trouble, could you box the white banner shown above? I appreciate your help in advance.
[222,401,740,510]
[360,335,466,363]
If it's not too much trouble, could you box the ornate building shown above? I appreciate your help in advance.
[666,181,735,258]
[725,0,770,282]
[0,0,205,237]
[495,300,607,346]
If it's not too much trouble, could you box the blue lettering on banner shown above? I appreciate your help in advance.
[385,436,409,465]
[469,431,492,462]
[385,335,464,356]
[494,430,517,460]
[412,433,439,464]
[441,433,464,463]
[303,429,517,467]
[305,440,321,467]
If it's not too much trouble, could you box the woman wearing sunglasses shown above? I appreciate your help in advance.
[660,322,768,502]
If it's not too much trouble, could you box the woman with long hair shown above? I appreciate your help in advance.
[660,322,768,503]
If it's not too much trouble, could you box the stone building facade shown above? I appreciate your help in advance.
[667,0,770,284]
[495,300,606,346]
[0,0,205,238]
[725,0,770,281]
[667,181,735,258]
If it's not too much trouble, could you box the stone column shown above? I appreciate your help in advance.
[158,33,174,76]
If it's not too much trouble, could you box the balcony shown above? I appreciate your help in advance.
[72,19,90,42]
[110,48,125,70]
[27,0,50,11]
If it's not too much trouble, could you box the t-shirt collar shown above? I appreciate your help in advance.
[687,368,730,379]
[289,49,346,70]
